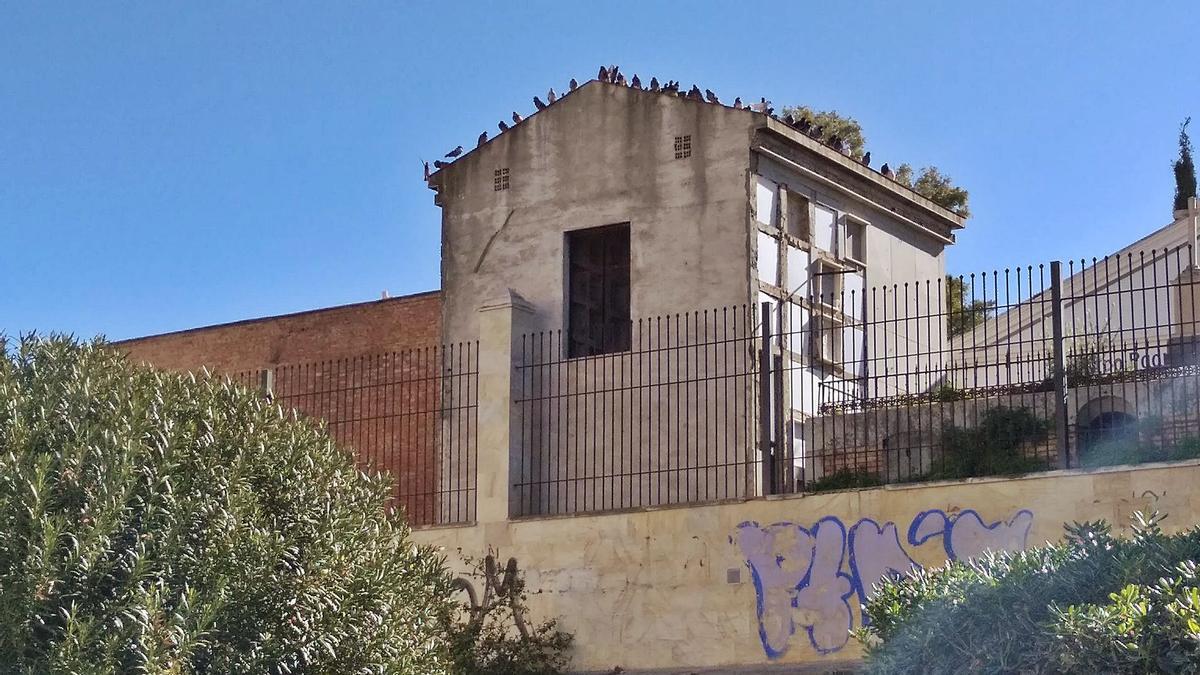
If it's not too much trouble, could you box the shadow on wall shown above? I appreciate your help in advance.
[732,508,1034,658]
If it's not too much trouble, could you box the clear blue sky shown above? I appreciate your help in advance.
[2,2,1196,341]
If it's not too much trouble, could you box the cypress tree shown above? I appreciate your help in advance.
[1175,117,1197,212]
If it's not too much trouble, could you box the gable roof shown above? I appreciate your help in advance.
[427,78,967,233]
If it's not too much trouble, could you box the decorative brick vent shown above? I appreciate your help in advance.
[493,167,510,191]
[673,134,692,159]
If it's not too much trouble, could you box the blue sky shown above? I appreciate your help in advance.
[2,2,1196,340]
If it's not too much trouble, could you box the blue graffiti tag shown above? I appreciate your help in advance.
[733,508,1034,659]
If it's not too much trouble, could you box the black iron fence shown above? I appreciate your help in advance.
[513,307,760,516]
[222,247,1200,519]
[801,245,1200,492]
[513,246,1200,515]
[234,343,479,527]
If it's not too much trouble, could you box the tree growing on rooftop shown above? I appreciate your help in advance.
[778,107,971,217]
[1174,117,1196,212]
[780,105,866,159]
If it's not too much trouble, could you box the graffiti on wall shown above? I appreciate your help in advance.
[732,508,1033,658]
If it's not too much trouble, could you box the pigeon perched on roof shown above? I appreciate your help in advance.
[861,151,871,167]
[423,161,430,181]
[881,163,894,178]
[688,85,703,100]
[705,89,719,104]
[598,66,608,81]
[533,96,546,110]
[445,145,463,158]
[630,74,641,89]
[498,120,510,132]
[433,160,448,169]
[616,73,627,86]
[733,96,742,108]
[649,76,660,92]
[570,78,578,91]
[478,131,488,147]
[512,111,522,124]
[610,65,620,83]
[547,88,556,104]
[784,114,796,126]
[828,135,843,151]
[797,117,812,134]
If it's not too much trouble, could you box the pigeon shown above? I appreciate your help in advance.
[616,72,627,86]
[598,65,608,81]
[423,161,430,181]
[433,160,448,169]
[688,85,703,100]
[547,88,556,104]
[630,74,641,89]
[797,117,812,134]
[498,120,510,132]
[810,124,823,139]
[828,135,843,151]
[649,76,660,92]
[785,114,796,126]
[881,163,894,178]
[477,131,488,147]
[733,96,742,108]
[570,78,579,91]
[705,88,719,104]
[610,65,620,83]
[512,111,522,124]
[445,145,463,158]
[861,151,871,167]
[533,96,546,110]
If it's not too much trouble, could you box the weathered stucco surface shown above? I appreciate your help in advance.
[437,82,759,344]
[413,461,1200,672]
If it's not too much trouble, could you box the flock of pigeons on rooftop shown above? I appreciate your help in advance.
[426,65,900,181]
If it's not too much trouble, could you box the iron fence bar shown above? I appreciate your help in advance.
[1050,260,1071,469]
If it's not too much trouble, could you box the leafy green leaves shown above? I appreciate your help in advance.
[858,513,1200,674]
[0,336,456,673]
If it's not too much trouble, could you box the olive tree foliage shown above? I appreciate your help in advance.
[1175,117,1196,211]
[0,335,457,673]
[778,107,970,217]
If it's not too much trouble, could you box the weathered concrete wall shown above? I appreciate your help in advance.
[435,81,759,344]
[414,461,1200,673]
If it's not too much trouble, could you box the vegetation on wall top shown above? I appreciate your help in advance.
[779,106,971,218]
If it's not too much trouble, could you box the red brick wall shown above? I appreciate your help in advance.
[115,292,472,525]
[116,291,442,373]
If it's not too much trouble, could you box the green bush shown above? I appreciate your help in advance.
[926,406,1052,480]
[804,468,883,494]
[0,336,458,673]
[857,513,1200,674]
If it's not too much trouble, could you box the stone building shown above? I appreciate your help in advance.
[429,80,965,506]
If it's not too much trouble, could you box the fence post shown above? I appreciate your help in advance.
[758,302,775,495]
[476,290,536,521]
[258,368,275,400]
[1050,261,1071,469]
